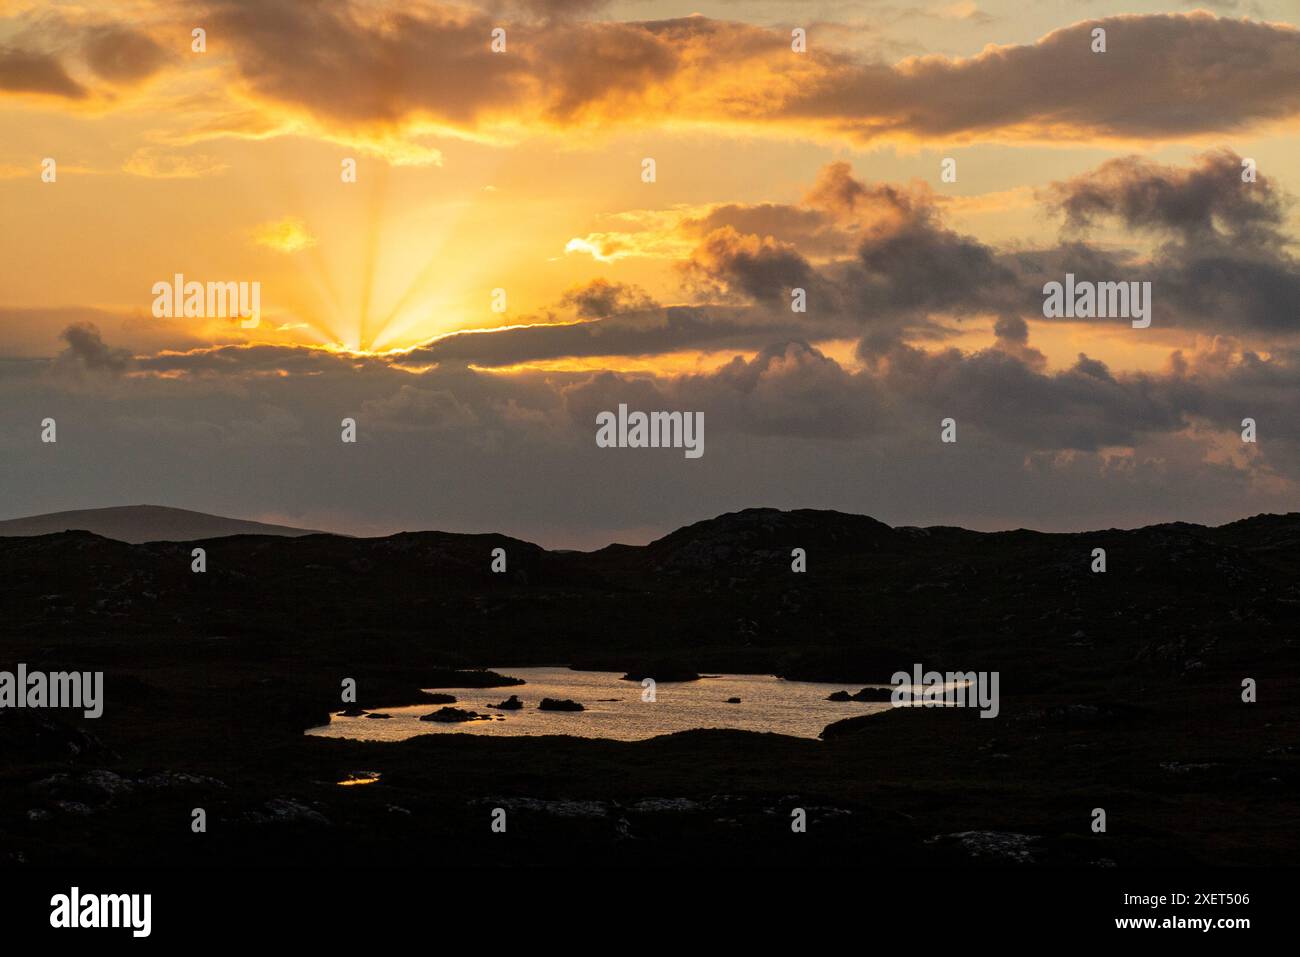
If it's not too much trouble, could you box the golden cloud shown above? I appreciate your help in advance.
[250,217,319,253]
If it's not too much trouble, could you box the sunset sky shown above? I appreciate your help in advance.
[1,0,1297,546]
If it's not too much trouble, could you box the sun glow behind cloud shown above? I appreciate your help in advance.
[0,0,1297,542]
[250,217,318,254]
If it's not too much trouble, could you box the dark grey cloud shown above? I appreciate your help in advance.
[402,305,811,367]
[4,321,1294,547]
[395,153,1299,373]
[679,203,850,258]
[1044,150,1300,335]
[783,13,1300,141]
[851,209,1015,318]
[680,227,820,305]
[197,6,785,132]
[679,163,1019,337]
[133,344,392,377]
[0,46,86,98]
[103,312,1298,461]
[868,341,1186,451]
[804,161,909,220]
[188,4,1300,143]
[82,25,171,86]
[0,12,174,102]
[360,384,481,432]
[1050,150,1290,249]
[54,323,133,375]
[1150,253,1300,334]
[679,340,882,440]
[479,0,612,19]
[559,279,658,319]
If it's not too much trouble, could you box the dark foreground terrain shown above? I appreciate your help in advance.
[1,508,1297,867]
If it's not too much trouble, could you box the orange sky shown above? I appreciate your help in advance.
[1,1,1295,364]
[0,0,1296,543]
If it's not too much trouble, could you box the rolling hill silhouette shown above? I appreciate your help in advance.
[0,505,323,543]
[2,506,1295,684]
[0,506,1296,869]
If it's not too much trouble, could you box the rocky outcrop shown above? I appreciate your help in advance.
[851,687,895,702]
[538,698,584,712]
[419,707,490,722]
[828,687,895,702]
[620,661,700,683]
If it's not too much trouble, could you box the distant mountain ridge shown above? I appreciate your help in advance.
[1,503,1296,551]
[1,506,1296,688]
[0,505,323,543]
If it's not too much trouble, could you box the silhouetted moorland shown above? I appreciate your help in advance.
[0,508,1296,867]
